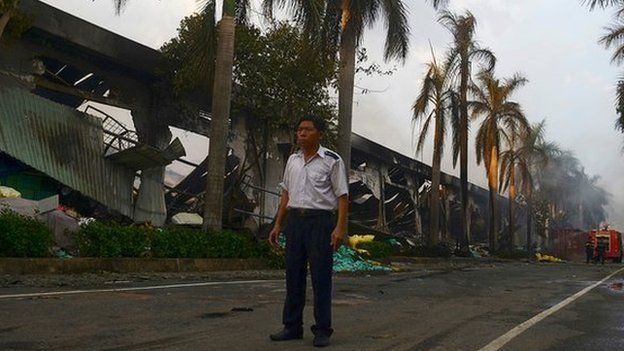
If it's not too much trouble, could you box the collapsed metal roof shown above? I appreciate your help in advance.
[0,83,135,217]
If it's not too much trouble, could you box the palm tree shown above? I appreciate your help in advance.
[498,132,523,250]
[438,10,495,249]
[585,0,624,138]
[471,70,529,252]
[412,56,456,246]
[112,0,249,231]
[267,0,449,173]
[0,0,19,40]
[516,121,553,254]
[498,121,550,251]
[201,0,240,231]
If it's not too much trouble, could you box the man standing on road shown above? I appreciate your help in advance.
[596,240,606,265]
[585,239,594,264]
[268,115,349,348]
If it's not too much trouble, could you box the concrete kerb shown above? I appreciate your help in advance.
[0,256,512,275]
[0,258,272,275]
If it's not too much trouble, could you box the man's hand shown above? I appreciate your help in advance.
[331,228,344,251]
[268,225,281,248]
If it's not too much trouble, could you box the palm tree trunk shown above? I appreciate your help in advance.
[0,11,12,41]
[526,189,533,257]
[429,115,443,246]
[487,147,499,251]
[507,166,516,251]
[202,3,236,231]
[459,61,469,251]
[337,28,356,175]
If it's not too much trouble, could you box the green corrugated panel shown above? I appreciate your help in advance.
[0,85,135,217]
[0,171,57,200]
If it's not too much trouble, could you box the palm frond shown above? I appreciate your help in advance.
[471,48,496,71]
[111,0,129,15]
[380,0,410,62]
[583,0,624,10]
[599,19,624,63]
[428,0,450,10]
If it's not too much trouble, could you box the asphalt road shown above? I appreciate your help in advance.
[0,261,622,350]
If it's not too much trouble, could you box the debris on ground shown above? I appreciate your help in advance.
[55,249,74,259]
[536,253,565,263]
[171,212,203,226]
[278,234,391,273]
[348,235,375,249]
[469,245,490,258]
[0,186,21,198]
[333,245,392,273]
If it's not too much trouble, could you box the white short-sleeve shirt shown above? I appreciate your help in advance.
[280,145,349,211]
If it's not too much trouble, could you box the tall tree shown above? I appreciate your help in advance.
[113,0,249,231]
[470,71,529,252]
[498,121,550,251]
[515,120,552,254]
[267,0,449,173]
[412,56,456,246]
[438,10,495,250]
[498,131,523,250]
[202,0,239,231]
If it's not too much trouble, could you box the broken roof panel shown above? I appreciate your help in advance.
[0,84,135,217]
[19,0,160,81]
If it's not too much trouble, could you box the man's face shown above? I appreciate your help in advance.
[296,120,322,148]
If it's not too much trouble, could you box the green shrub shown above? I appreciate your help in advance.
[356,241,394,259]
[151,227,257,258]
[151,227,207,258]
[252,240,285,269]
[76,222,150,258]
[76,221,286,263]
[0,210,53,257]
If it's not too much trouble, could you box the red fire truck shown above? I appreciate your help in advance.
[588,229,623,263]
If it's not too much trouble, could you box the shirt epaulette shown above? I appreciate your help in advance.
[324,150,339,160]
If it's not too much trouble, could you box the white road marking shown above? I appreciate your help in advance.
[479,267,624,351]
[0,279,283,300]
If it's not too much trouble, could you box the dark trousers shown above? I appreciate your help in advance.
[597,250,605,264]
[282,211,334,336]
[586,249,593,264]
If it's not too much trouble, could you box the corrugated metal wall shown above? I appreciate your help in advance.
[0,86,135,217]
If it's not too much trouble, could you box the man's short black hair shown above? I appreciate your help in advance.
[297,114,327,133]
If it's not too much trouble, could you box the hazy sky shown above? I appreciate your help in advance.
[40,0,624,227]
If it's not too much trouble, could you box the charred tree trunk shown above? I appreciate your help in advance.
[429,113,444,246]
[459,59,470,251]
[487,147,499,252]
[337,27,356,175]
[507,166,516,251]
[526,190,533,257]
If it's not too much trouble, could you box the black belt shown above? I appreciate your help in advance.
[288,208,334,217]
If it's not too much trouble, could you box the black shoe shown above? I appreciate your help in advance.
[269,328,303,341]
[313,334,330,347]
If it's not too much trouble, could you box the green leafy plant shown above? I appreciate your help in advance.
[0,210,53,257]
[76,222,150,258]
